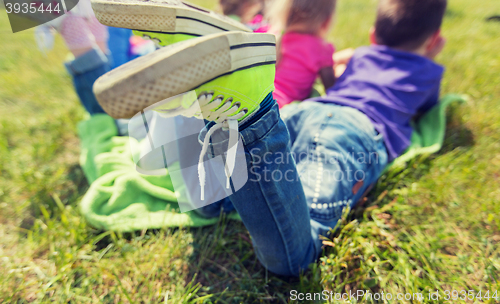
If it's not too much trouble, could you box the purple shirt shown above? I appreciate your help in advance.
[311,45,444,161]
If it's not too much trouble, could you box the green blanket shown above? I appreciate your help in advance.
[78,115,241,232]
[387,94,467,170]
[78,94,466,232]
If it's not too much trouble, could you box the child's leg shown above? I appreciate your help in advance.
[60,14,110,115]
[282,102,389,231]
[59,14,108,57]
[86,15,110,56]
[107,27,133,69]
[201,94,320,276]
[65,48,110,115]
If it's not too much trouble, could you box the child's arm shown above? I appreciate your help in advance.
[332,48,354,78]
[334,64,347,78]
[318,43,342,91]
[319,67,336,91]
[333,48,354,65]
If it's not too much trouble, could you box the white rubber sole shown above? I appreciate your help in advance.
[91,0,251,35]
[93,31,276,119]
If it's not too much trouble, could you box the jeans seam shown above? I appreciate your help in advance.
[308,113,338,221]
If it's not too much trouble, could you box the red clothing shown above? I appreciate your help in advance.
[274,32,335,107]
[247,14,270,33]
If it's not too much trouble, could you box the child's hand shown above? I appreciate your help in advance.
[333,48,355,65]
[335,64,347,78]
[425,35,446,60]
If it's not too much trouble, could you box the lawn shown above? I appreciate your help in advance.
[0,0,499,303]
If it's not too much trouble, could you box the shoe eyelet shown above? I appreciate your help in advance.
[197,91,207,99]
[233,101,241,109]
[240,107,248,114]
[215,95,225,102]
[151,38,162,48]
[142,34,151,40]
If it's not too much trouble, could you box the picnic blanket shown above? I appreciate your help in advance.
[78,94,466,231]
[78,114,241,232]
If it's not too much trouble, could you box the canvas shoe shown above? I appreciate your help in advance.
[91,0,251,47]
[93,31,276,119]
[93,31,276,199]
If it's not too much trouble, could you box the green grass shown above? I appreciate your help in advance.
[1,0,499,302]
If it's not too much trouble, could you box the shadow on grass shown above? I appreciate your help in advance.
[19,164,89,231]
[184,218,327,303]
[65,164,90,199]
[439,104,475,154]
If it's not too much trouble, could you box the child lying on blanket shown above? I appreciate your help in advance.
[91,0,447,276]
[270,0,337,107]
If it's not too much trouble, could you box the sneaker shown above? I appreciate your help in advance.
[91,0,251,47]
[93,31,276,199]
[93,31,276,119]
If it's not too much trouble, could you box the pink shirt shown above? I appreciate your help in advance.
[274,32,335,107]
[247,14,270,33]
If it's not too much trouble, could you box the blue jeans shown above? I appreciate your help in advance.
[200,96,388,276]
[107,27,134,69]
[65,48,110,115]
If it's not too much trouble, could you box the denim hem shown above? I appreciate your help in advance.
[239,102,280,147]
[198,101,280,156]
[65,47,110,76]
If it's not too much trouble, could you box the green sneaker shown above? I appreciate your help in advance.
[91,0,251,47]
[94,31,276,200]
[93,31,276,121]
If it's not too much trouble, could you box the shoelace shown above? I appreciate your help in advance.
[195,92,246,200]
